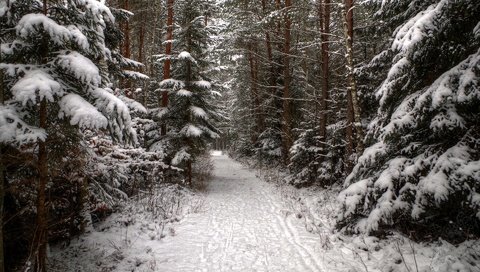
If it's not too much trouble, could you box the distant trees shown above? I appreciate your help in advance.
[224,0,368,183]
[223,0,480,241]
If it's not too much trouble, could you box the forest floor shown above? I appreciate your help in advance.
[50,152,480,272]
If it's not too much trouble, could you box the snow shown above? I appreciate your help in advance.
[0,105,47,144]
[11,69,63,105]
[118,95,147,114]
[50,155,480,272]
[16,14,71,46]
[391,2,442,54]
[172,148,191,165]
[190,105,208,119]
[177,89,193,96]
[67,25,89,50]
[210,150,223,156]
[193,80,212,89]
[159,78,185,89]
[58,93,108,129]
[50,155,325,271]
[56,51,101,86]
[178,51,197,63]
[183,124,203,137]
[123,70,149,80]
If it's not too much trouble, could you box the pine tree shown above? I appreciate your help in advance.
[157,0,221,185]
[0,0,138,269]
[338,0,480,240]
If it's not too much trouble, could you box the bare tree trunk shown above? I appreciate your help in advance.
[138,20,145,74]
[33,3,49,271]
[35,88,48,272]
[121,0,132,97]
[319,0,330,154]
[281,0,293,165]
[161,0,174,136]
[149,0,162,107]
[0,23,5,272]
[138,17,147,108]
[344,0,364,158]
[247,42,264,144]
[262,0,277,99]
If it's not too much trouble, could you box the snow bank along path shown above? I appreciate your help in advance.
[155,154,324,271]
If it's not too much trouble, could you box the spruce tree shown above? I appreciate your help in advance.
[0,0,138,268]
[156,0,221,184]
[338,0,480,240]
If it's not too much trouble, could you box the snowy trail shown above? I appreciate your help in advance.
[153,154,324,272]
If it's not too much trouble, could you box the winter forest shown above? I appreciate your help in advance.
[0,0,479,271]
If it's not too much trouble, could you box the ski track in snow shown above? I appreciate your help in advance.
[154,154,324,272]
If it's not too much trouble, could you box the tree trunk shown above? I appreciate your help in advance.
[33,2,49,271]
[0,28,5,272]
[344,0,364,159]
[34,99,48,272]
[138,20,145,73]
[247,42,264,143]
[161,0,174,136]
[149,1,162,107]
[261,0,277,97]
[319,0,330,153]
[281,0,293,165]
[121,0,132,97]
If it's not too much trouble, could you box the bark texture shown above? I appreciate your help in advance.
[282,0,293,165]
[161,0,175,135]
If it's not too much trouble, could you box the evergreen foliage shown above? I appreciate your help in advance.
[338,0,480,241]
[153,0,221,182]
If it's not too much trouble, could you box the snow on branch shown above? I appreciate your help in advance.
[123,70,149,80]
[178,51,197,64]
[59,93,108,129]
[190,106,208,119]
[0,105,47,145]
[159,78,185,89]
[11,69,63,106]
[16,14,70,45]
[16,13,88,49]
[192,80,211,89]
[91,88,137,144]
[56,51,101,86]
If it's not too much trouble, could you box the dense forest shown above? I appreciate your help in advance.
[0,0,479,271]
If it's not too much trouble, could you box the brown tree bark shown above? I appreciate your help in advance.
[148,0,162,107]
[261,0,276,93]
[138,20,145,73]
[319,0,330,153]
[161,0,174,135]
[247,42,264,144]
[281,0,293,165]
[121,0,132,97]
[344,0,364,161]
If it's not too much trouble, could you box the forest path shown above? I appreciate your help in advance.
[153,153,324,272]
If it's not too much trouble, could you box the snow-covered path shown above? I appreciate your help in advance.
[154,154,323,272]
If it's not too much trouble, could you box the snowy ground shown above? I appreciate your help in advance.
[50,153,480,272]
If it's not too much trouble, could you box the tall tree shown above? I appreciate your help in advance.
[282,0,293,164]
[161,0,175,135]
[319,0,331,154]
[338,0,480,240]
[0,0,138,269]
[344,0,364,159]
[159,0,221,184]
